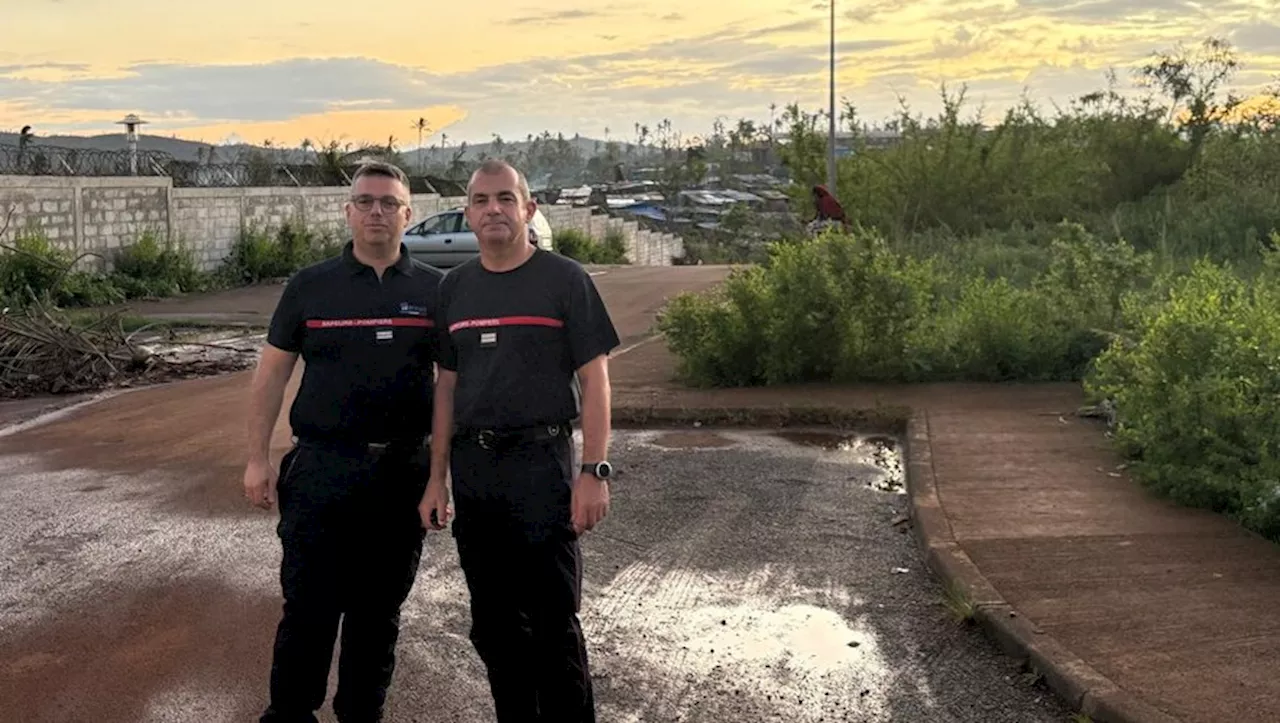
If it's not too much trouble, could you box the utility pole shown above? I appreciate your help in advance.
[827,0,837,193]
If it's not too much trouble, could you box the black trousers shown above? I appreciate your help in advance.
[260,440,428,723]
[450,428,596,723]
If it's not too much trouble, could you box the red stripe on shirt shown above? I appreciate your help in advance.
[305,317,434,329]
[448,316,565,333]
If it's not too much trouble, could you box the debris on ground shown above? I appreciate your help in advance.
[0,300,259,398]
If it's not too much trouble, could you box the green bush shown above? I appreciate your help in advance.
[111,230,206,299]
[598,227,629,264]
[1085,247,1280,541]
[218,219,341,284]
[0,218,341,309]
[0,225,70,304]
[553,228,629,264]
[0,226,124,308]
[658,224,1147,386]
[553,229,595,262]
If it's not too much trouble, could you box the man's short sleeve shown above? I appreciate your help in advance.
[435,275,458,372]
[566,265,621,370]
[266,274,306,352]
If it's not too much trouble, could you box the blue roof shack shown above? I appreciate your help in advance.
[619,203,668,222]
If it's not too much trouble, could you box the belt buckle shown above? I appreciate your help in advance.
[476,430,496,450]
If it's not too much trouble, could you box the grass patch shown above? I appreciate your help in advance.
[942,580,977,624]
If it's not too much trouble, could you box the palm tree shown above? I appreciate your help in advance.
[411,117,431,174]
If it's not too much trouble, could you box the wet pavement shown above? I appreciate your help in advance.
[0,422,1071,722]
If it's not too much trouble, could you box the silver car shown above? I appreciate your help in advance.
[403,207,554,268]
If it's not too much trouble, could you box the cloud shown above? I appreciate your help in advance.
[739,18,825,38]
[845,0,904,23]
[0,58,455,123]
[0,62,90,76]
[1012,0,1256,24]
[1231,20,1280,55]
[505,7,609,24]
[1016,0,1191,20]
[930,26,1001,60]
[4,9,1280,145]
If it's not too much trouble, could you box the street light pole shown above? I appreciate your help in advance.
[827,0,837,194]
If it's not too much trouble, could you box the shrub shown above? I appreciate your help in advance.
[0,225,70,304]
[1085,249,1280,541]
[597,227,630,264]
[553,228,629,264]
[218,219,340,284]
[111,230,206,299]
[553,229,596,262]
[658,225,1140,386]
[0,226,125,308]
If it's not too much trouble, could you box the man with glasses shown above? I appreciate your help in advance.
[243,161,443,723]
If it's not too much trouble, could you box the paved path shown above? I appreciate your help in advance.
[607,344,1280,723]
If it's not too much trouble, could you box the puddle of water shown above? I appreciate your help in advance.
[650,430,736,449]
[773,431,860,450]
[586,564,893,721]
[773,430,904,494]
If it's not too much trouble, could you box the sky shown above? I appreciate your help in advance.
[1,0,1278,148]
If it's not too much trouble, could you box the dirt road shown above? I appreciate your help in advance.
[0,265,1070,722]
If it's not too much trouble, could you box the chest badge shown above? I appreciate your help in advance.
[479,331,497,348]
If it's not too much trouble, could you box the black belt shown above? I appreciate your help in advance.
[455,422,570,451]
[294,434,426,456]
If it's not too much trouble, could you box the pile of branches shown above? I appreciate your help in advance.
[0,302,154,396]
[0,208,256,397]
[0,299,259,398]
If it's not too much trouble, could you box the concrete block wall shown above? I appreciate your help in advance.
[0,176,170,268]
[170,189,244,269]
[589,214,609,239]
[0,175,683,270]
[539,204,683,266]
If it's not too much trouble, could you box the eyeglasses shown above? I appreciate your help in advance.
[350,195,407,212]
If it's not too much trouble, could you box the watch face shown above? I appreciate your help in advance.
[595,461,613,479]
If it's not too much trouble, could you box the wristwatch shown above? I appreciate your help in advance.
[581,461,613,480]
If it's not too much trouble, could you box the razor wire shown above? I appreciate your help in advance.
[1,144,353,187]
[0,144,174,177]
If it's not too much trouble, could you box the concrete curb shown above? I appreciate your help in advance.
[611,403,910,432]
[903,410,1183,723]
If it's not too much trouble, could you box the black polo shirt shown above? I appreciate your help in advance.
[266,241,443,444]
[436,248,620,431]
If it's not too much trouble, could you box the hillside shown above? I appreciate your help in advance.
[0,131,257,163]
[0,130,623,168]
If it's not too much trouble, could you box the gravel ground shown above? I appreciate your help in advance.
[0,426,1074,722]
